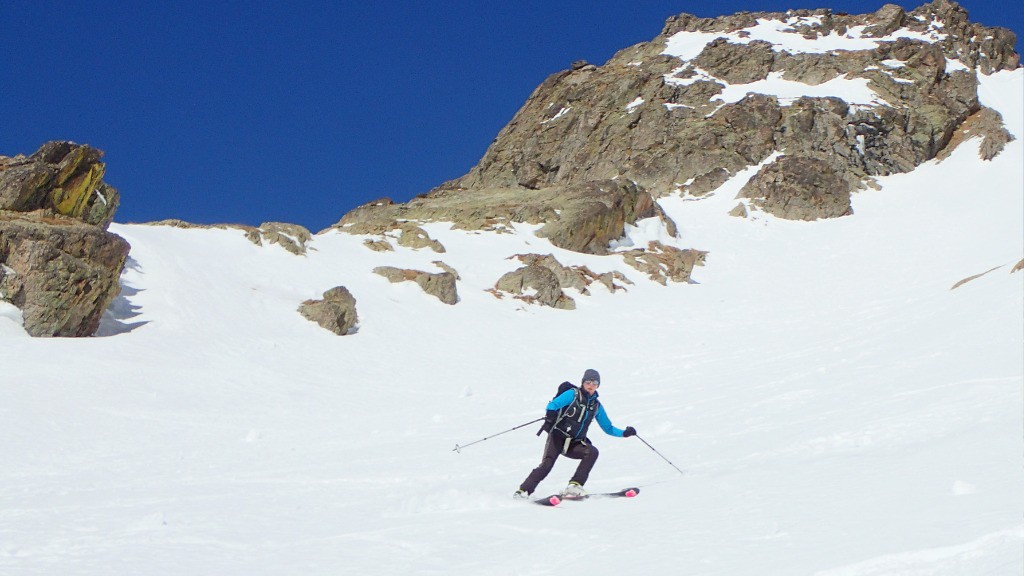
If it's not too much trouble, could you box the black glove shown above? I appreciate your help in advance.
[623,426,637,437]
[537,410,558,436]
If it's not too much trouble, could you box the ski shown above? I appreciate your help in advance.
[534,494,563,506]
[578,486,640,500]
[534,487,639,506]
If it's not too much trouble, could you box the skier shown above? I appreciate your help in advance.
[514,368,636,499]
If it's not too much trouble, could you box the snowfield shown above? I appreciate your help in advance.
[1,51,1022,576]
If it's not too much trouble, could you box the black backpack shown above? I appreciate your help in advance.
[536,381,578,436]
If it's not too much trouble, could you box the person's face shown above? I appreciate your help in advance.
[582,379,600,394]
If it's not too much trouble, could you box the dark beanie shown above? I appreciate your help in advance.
[582,368,600,384]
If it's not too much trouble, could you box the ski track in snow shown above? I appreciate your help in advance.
[1,41,1023,576]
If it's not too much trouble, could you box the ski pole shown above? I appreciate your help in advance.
[635,434,685,476]
[453,418,544,453]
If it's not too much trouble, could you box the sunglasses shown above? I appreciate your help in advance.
[583,380,600,387]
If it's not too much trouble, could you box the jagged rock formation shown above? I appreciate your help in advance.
[395,224,446,253]
[442,0,1017,221]
[145,219,315,256]
[342,216,446,253]
[935,107,1015,161]
[373,266,459,305]
[298,286,359,335]
[0,141,121,227]
[738,156,854,220]
[491,253,633,309]
[620,242,708,285]
[337,179,674,256]
[0,142,130,337]
[363,238,394,252]
[0,211,130,337]
[508,253,632,294]
[334,0,1019,302]
[494,264,577,310]
[245,222,312,255]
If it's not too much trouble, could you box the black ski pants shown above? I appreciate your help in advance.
[519,433,599,494]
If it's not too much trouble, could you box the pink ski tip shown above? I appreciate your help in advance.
[624,489,637,498]
[548,496,561,506]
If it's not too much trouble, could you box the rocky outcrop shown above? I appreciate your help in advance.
[373,266,459,305]
[396,224,446,253]
[620,241,707,285]
[494,264,576,310]
[935,107,1016,161]
[245,222,312,255]
[145,219,315,255]
[325,1,1016,310]
[739,156,854,220]
[0,211,130,337]
[661,1,1019,73]
[509,253,632,294]
[363,238,394,252]
[298,286,359,335]
[429,1,1017,223]
[491,253,633,309]
[1,141,120,228]
[534,180,672,255]
[337,179,676,256]
[0,142,129,337]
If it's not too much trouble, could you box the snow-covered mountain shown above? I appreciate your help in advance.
[2,5,1022,576]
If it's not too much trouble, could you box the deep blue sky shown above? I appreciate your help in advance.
[2,1,1018,231]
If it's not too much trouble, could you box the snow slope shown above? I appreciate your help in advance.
[1,59,1022,576]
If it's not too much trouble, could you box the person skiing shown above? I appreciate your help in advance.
[514,368,636,499]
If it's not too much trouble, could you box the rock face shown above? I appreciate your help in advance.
[373,266,459,305]
[298,286,359,335]
[1,141,120,228]
[495,264,577,310]
[337,179,673,256]
[0,211,130,337]
[436,0,1014,220]
[620,242,707,285]
[739,156,854,220]
[491,253,633,309]
[245,222,312,255]
[334,0,1018,281]
[0,142,130,337]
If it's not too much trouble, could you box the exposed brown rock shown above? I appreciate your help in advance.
[396,223,446,253]
[337,179,676,256]
[684,168,731,197]
[509,253,632,295]
[1,141,120,229]
[0,141,131,337]
[494,263,576,310]
[0,211,130,336]
[373,266,458,305]
[245,222,312,255]
[738,156,854,221]
[298,286,358,335]
[432,260,461,279]
[936,107,1016,161]
[620,241,707,285]
[728,203,749,218]
[363,238,394,252]
[951,265,1003,289]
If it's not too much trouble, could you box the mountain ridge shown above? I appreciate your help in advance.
[0,0,1021,337]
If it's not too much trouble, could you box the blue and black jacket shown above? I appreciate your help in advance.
[547,385,625,442]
